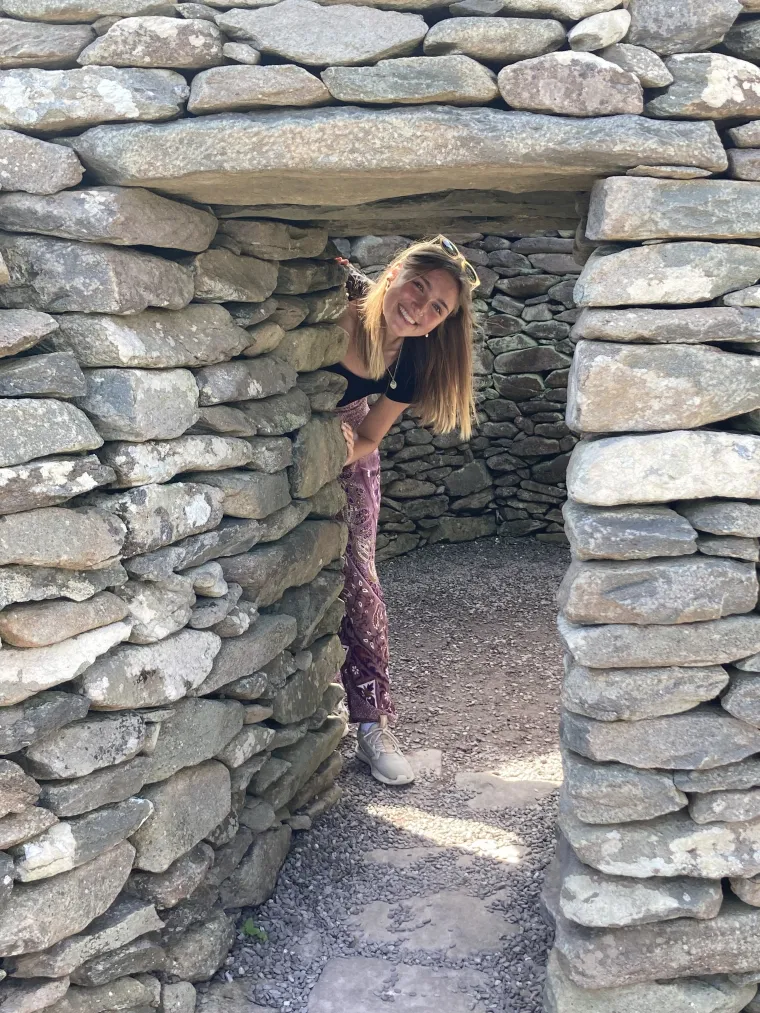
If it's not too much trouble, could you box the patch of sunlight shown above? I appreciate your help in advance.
[490,748,563,783]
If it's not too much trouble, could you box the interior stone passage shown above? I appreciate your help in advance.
[1,0,760,1011]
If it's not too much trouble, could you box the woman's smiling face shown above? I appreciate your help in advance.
[382,266,461,339]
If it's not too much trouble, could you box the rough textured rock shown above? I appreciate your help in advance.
[0,807,56,850]
[275,325,347,373]
[0,233,193,315]
[647,54,760,120]
[102,435,252,487]
[562,658,729,721]
[0,398,101,469]
[130,761,231,873]
[0,760,39,818]
[69,107,727,206]
[498,52,642,117]
[0,0,181,17]
[625,0,742,55]
[575,243,760,307]
[189,65,329,113]
[0,592,129,648]
[0,692,89,755]
[676,500,760,538]
[0,978,71,1013]
[217,221,326,261]
[76,367,198,442]
[78,15,223,68]
[572,306,760,344]
[562,500,697,560]
[0,562,126,612]
[563,748,686,822]
[690,788,760,825]
[184,249,278,304]
[721,670,760,727]
[675,763,760,797]
[290,415,346,499]
[192,614,296,695]
[270,635,344,724]
[217,825,291,907]
[163,910,234,982]
[322,55,498,105]
[146,698,244,782]
[123,517,262,580]
[127,841,214,908]
[112,575,195,643]
[561,706,760,770]
[216,1,428,66]
[50,306,249,369]
[424,16,564,62]
[0,506,125,570]
[0,187,216,252]
[195,356,296,406]
[0,130,83,195]
[39,755,153,817]
[23,710,146,780]
[558,557,757,625]
[568,10,630,51]
[0,351,85,399]
[76,629,220,708]
[185,469,290,520]
[599,44,673,90]
[0,67,188,132]
[0,21,93,69]
[0,309,57,362]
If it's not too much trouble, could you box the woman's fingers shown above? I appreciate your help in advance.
[341,421,355,464]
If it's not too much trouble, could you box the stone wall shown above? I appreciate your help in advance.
[0,184,353,1010]
[338,233,580,559]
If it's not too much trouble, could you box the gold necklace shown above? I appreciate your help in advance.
[386,339,405,390]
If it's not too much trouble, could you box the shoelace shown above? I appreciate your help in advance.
[364,724,403,755]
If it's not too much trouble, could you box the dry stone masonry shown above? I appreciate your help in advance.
[1,0,760,1011]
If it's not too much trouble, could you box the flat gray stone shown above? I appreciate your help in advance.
[102,434,252,488]
[322,55,497,105]
[0,20,93,69]
[0,351,84,399]
[76,629,220,708]
[544,949,753,1013]
[23,710,147,780]
[563,500,697,561]
[0,233,193,314]
[0,398,101,469]
[78,15,223,68]
[290,415,346,499]
[0,759,39,819]
[0,562,126,612]
[184,469,290,520]
[11,797,152,882]
[728,119,760,147]
[587,177,760,242]
[569,9,630,50]
[0,129,83,194]
[0,455,113,519]
[700,535,760,561]
[498,52,642,117]
[575,242,760,307]
[455,770,557,809]
[262,716,344,810]
[90,482,223,556]
[216,1,427,67]
[572,305,760,344]
[562,706,760,770]
[76,367,198,442]
[39,755,153,817]
[68,935,165,987]
[0,978,70,1013]
[269,571,344,649]
[721,671,760,726]
[275,324,347,373]
[112,574,195,643]
[50,305,250,368]
[184,248,278,303]
[0,591,129,648]
[195,355,296,406]
[647,53,760,120]
[424,16,564,62]
[558,557,758,625]
[724,284,760,307]
[218,220,326,261]
[568,341,760,432]
[131,760,230,873]
[563,748,686,822]
[0,842,134,958]
[0,0,180,17]
[308,957,489,1013]
[269,634,344,724]
[676,500,760,538]
[495,0,622,12]
[555,839,722,929]
[146,697,244,782]
[218,824,290,907]
[554,896,760,989]
[627,0,741,54]
[189,64,329,113]
[0,66,187,132]
[562,657,729,721]
[0,808,56,850]
[0,187,216,251]
[123,517,262,580]
[690,787,760,824]
[69,107,727,206]
[163,909,233,982]
[0,309,57,362]
[192,614,296,695]
[127,841,214,909]
[230,388,311,436]
[567,431,760,507]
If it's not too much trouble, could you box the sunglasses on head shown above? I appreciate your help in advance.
[433,235,480,290]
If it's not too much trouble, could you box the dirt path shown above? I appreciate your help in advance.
[210,536,568,1013]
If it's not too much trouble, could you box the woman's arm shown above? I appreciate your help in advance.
[344,395,409,466]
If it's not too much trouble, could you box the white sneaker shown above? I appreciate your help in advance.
[356,721,415,786]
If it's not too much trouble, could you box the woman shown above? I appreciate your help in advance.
[328,236,478,786]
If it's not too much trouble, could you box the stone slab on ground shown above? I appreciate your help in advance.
[455,771,558,810]
[308,957,490,1012]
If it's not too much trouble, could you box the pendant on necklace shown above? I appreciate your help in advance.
[389,379,397,389]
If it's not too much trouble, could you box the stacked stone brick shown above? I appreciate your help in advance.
[341,233,579,558]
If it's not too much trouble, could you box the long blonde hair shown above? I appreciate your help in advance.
[355,238,476,440]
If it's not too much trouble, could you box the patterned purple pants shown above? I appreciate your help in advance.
[336,398,396,724]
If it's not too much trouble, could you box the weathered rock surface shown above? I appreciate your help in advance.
[130,761,230,872]
[424,16,564,62]
[123,517,262,580]
[598,42,673,87]
[498,52,642,117]
[558,557,757,625]
[0,841,134,958]
[76,367,198,442]
[195,356,296,406]
[0,67,188,132]
[102,435,252,488]
[0,621,132,707]
[561,706,760,770]
[69,107,727,206]
[699,534,759,562]
[192,614,296,695]
[0,398,101,468]
[0,20,93,69]
[76,629,220,708]
[690,787,760,825]
[0,351,84,399]
[0,187,216,251]
[0,692,89,756]
[216,1,428,66]
[126,841,213,908]
[721,671,760,727]
[218,220,326,261]
[50,306,249,368]
[189,64,329,113]
[146,698,244,782]
[575,243,760,307]
[572,306,760,344]
[676,500,760,538]
[0,506,125,570]
[567,431,760,507]
[0,309,57,362]
[0,130,83,195]
[0,455,114,518]
[0,978,71,1013]
[0,562,126,611]
[185,469,290,519]
[217,824,291,907]
[270,635,344,724]
[0,759,39,818]
[0,807,56,850]
[675,758,760,795]
[568,9,630,51]
[647,54,760,120]
[0,592,129,648]
[0,233,193,315]
[112,575,195,643]
[78,15,223,68]
[290,415,346,499]
[322,55,498,105]
[184,248,278,304]
[39,755,153,817]
[275,325,347,373]
[554,897,760,989]
[562,658,729,721]
[626,0,742,55]
[563,500,697,561]
[23,710,146,780]
[163,909,233,982]
[564,748,687,823]
[1,0,181,18]
[90,482,223,556]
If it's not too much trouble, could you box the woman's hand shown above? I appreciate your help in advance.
[341,421,355,466]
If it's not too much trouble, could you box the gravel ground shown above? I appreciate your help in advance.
[219,535,568,1012]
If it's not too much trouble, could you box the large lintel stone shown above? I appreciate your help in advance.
[0,0,179,19]
[571,306,760,344]
[68,107,727,206]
